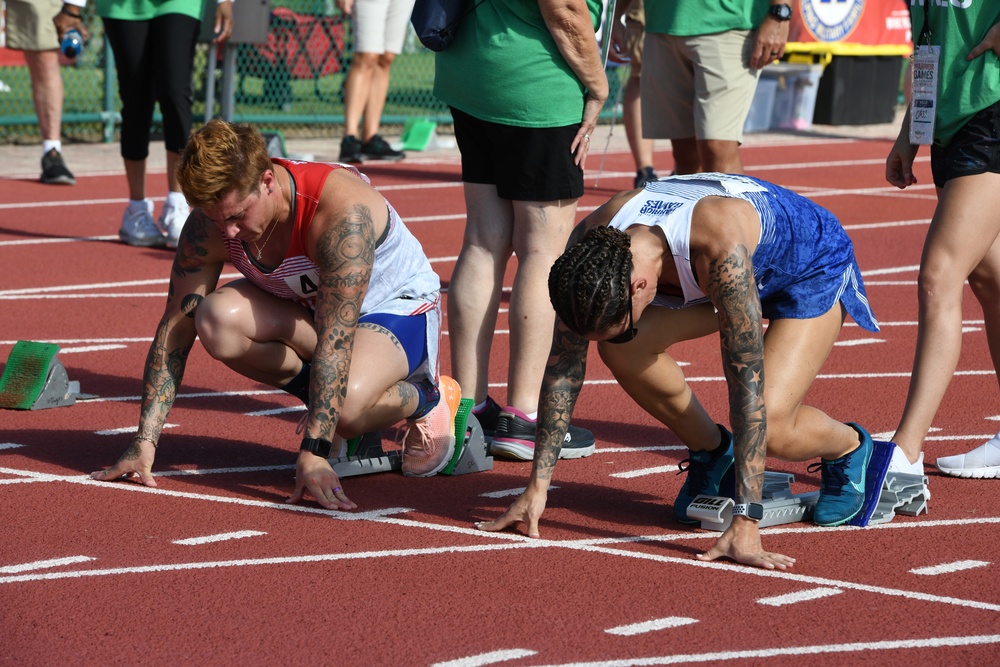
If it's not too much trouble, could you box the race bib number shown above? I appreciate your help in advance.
[909,45,939,146]
[283,269,321,300]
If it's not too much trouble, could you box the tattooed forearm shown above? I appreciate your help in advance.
[137,322,192,443]
[306,205,377,440]
[533,326,589,480]
[707,245,766,505]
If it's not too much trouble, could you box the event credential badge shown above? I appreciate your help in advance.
[909,45,939,145]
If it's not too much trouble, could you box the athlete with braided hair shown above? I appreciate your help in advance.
[478,173,880,570]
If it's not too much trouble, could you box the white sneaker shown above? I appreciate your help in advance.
[935,432,1000,479]
[157,197,191,249]
[888,446,924,476]
[118,199,163,247]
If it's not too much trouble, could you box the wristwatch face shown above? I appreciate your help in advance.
[770,3,792,20]
[734,503,764,521]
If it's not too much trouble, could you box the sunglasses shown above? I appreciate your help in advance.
[604,288,638,344]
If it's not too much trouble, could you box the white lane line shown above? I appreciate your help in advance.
[56,344,128,353]
[0,443,24,450]
[605,617,699,636]
[0,556,95,574]
[527,634,1000,667]
[599,445,686,454]
[610,465,675,479]
[480,486,559,499]
[758,587,843,606]
[910,560,991,576]
[432,649,538,667]
[173,530,267,546]
[95,424,178,436]
[834,338,884,347]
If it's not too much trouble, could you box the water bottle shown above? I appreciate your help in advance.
[61,29,84,59]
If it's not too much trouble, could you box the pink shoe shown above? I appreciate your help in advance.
[401,376,461,477]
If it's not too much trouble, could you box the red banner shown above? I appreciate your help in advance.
[788,0,912,55]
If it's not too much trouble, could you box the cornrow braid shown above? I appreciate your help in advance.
[548,226,633,336]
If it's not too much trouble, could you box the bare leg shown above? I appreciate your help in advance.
[699,139,744,174]
[342,52,379,138]
[506,198,578,413]
[893,173,1000,462]
[623,71,655,175]
[361,52,395,141]
[23,50,63,143]
[448,183,514,403]
[124,158,146,201]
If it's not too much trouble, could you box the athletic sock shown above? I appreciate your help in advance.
[281,362,311,405]
[407,378,440,420]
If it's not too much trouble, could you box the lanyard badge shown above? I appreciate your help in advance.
[909,44,939,145]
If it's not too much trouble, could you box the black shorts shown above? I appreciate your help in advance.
[450,106,585,201]
[931,99,1000,188]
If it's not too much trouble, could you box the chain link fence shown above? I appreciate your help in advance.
[1,0,628,146]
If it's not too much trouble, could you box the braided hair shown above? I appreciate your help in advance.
[548,226,633,336]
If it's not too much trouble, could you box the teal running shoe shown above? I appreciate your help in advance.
[811,423,874,527]
[673,425,734,524]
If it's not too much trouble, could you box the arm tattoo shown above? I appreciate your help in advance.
[171,210,214,279]
[707,245,766,505]
[307,204,375,440]
[533,325,589,481]
[137,321,192,444]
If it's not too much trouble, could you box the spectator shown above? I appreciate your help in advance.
[91,119,458,507]
[5,0,86,185]
[433,0,607,460]
[885,5,1000,480]
[337,0,412,163]
[97,0,233,248]
[478,173,880,569]
[640,0,792,174]
[608,0,658,188]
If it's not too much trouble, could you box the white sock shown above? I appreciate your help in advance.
[525,411,537,421]
[42,140,62,155]
[166,191,188,207]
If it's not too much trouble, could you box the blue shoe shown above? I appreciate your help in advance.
[810,423,873,527]
[673,425,734,524]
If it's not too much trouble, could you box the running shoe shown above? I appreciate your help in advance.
[471,395,502,441]
[40,148,75,185]
[361,134,405,161]
[157,197,191,249]
[887,445,924,476]
[401,375,461,477]
[489,406,596,460]
[118,199,164,247]
[936,432,1000,479]
[673,425,734,524]
[633,166,658,189]
[339,135,363,163]
[810,423,873,526]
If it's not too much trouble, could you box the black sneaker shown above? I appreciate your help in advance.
[40,148,76,185]
[339,135,363,163]
[634,166,658,189]
[471,395,503,441]
[361,134,405,162]
[490,406,595,461]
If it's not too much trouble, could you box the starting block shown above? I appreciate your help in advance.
[687,440,930,531]
[328,397,493,478]
[0,340,94,410]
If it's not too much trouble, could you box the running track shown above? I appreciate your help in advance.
[1,135,998,666]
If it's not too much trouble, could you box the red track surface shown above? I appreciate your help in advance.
[2,137,999,666]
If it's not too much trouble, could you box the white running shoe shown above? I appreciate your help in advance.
[118,199,163,247]
[887,446,924,476]
[157,197,191,249]
[935,432,1000,479]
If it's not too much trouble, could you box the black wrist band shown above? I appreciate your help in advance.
[300,437,333,459]
[60,6,82,18]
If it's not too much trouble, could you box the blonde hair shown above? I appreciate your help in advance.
[177,119,272,209]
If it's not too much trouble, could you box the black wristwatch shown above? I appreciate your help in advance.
[732,503,765,521]
[768,3,792,21]
[300,437,334,459]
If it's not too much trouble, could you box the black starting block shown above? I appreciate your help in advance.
[687,440,930,531]
[0,340,94,410]
[328,397,493,478]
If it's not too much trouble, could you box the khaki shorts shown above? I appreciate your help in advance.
[641,29,760,142]
[5,0,63,51]
[623,0,644,72]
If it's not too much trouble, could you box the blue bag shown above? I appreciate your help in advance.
[410,0,481,52]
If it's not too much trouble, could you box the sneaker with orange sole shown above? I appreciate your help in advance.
[401,376,461,477]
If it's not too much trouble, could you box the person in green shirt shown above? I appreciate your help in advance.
[885,3,1000,481]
